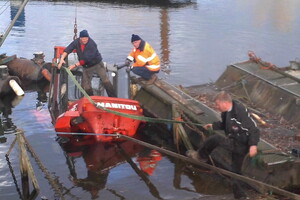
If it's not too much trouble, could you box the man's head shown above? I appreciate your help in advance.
[79,30,89,44]
[131,34,142,48]
[214,91,233,112]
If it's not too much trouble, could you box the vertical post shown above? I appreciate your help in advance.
[127,70,131,99]
[18,132,40,198]
[17,133,29,199]
[172,104,194,151]
[113,71,118,97]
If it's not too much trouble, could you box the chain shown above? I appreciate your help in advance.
[73,19,77,41]
[73,4,78,41]
[19,131,64,199]
[5,154,24,200]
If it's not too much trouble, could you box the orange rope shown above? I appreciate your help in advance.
[248,50,276,70]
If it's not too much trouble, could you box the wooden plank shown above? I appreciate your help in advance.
[153,80,204,115]
[134,79,220,125]
[18,134,40,193]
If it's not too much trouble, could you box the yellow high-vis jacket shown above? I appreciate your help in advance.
[127,41,160,72]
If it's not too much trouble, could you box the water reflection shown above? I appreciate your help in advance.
[171,157,232,195]
[0,79,49,143]
[252,0,297,32]
[10,0,25,35]
[0,95,23,143]
[3,0,300,198]
[160,8,171,74]
[54,124,235,199]
[59,0,194,6]
[35,82,49,111]
[10,0,25,27]
[20,79,50,111]
[57,137,164,199]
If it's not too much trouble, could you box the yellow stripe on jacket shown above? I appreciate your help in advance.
[127,42,160,72]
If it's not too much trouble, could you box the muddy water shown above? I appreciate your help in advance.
[1,0,300,199]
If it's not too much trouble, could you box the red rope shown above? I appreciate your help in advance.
[248,51,275,70]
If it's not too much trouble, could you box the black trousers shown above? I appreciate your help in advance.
[198,134,248,199]
[198,134,248,173]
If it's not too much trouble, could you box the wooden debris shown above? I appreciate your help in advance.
[251,112,267,126]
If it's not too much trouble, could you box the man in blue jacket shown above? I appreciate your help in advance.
[58,30,116,97]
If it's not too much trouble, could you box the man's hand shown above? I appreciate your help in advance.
[126,66,132,73]
[124,59,131,66]
[249,145,258,157]
[68,64,77,70]
[57,52,68,69]
[116,64,126,70]
[203,124,213,130]
[57,60,65,69]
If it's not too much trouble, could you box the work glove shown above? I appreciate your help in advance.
[116,64,124,70]
[125,59,131,66]
[123,59,132,70]
[126,66,132,73]
[114,64,122,70]
[116,59,131,70]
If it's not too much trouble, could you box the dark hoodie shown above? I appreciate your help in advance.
[64,37,102,68]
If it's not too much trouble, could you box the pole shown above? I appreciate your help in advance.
[0,0,30,47]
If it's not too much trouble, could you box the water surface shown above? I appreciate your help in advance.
[1,0,300,199]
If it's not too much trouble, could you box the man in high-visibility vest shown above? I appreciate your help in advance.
[124,34,160,84]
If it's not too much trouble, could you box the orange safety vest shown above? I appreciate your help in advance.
[127,42,160,72]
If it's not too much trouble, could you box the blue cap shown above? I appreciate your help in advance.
[80,30,89,38]
[131,34,141,42]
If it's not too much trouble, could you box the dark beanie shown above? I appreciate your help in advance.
[131,34,141,42]
[80,30,89,38]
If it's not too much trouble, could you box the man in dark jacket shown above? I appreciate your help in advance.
[187,91,260,199]
[58,30,116,97]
